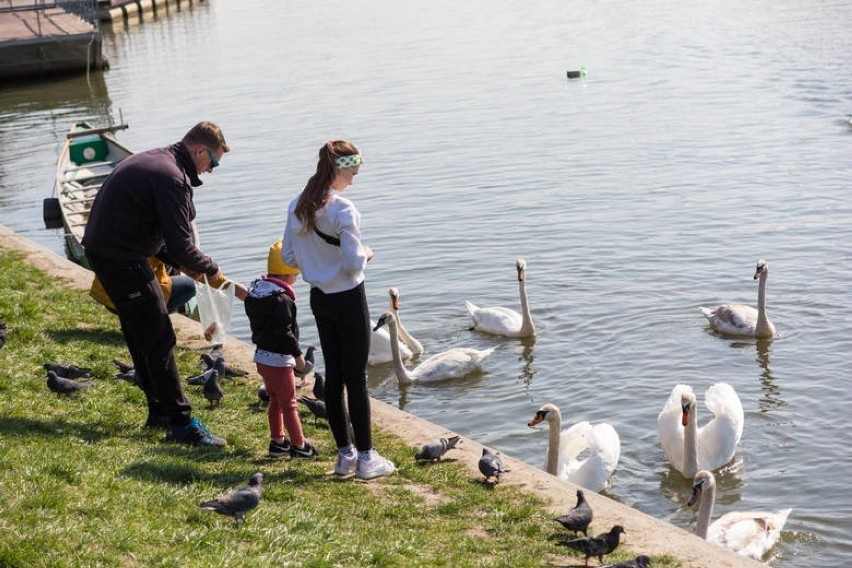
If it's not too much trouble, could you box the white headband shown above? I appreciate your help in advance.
[335,154,362,169]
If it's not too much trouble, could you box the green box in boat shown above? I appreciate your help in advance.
[69,134,108,165]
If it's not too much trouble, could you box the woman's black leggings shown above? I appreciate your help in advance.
[310,282,372,451]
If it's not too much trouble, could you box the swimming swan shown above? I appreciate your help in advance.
[527,403,621,493]
[369,289,416,365]
[699,259,776,338]
[465,258,535,338]
[689,470,792,560]
[658,384,744,478]
[373,310,495,384]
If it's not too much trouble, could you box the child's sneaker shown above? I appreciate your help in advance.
[334,447,357,477]
[356,449,395,480]
[268,439,291,457]
[290,442,318,458]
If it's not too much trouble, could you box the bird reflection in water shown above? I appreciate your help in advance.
[517,336,537,389]
[729,338,785,412]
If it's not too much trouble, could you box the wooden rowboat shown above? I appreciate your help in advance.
[45,120,131,268]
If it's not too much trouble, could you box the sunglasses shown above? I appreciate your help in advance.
[206,147,220,169]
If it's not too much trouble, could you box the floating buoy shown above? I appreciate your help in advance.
[566,66,588,79]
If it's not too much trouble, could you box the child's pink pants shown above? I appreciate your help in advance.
[256,362,304,447]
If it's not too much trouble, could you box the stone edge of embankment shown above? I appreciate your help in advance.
[0,224,761,568]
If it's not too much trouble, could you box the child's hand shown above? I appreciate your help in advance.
[294,354,307,375]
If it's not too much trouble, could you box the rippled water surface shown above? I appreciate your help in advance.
[1,1,850,565]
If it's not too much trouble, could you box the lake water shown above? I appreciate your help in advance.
[1,0,850,565]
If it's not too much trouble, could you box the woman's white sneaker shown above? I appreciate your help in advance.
[356,449,395,480]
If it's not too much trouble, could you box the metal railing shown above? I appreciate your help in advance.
[0,0,99,25]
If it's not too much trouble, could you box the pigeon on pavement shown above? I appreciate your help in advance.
[203,369,224,407]
[478,447,506,484]
[46,370,92,396]
[44,362,92,379]
[602,555,651,568]
[554,489,593,536]
[415,435,461,462]
[199,472,263,523]
[562,524,625,568]
[311,371,325,402]
[199,352,248,378]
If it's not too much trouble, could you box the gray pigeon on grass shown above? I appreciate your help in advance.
[203,369,224,407]
[311,371,325,402]
[44,362,92,379]
[188,356,225,386]
[199,352,248,377]
[478,447,505,484]
[294,345,316,380]
[46,370,91,396]
[415,435,461,462]
[257,384,270,406]
[554,489,593,536]
[199,472,262,523]
[562,524,625,568]
[297,396,327,422]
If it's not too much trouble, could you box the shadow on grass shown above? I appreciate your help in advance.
[121,458,315,488]
[0,415,135,443]
[44,326,125,346]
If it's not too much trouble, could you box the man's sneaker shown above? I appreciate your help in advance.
[356,449,396,480]
[170,417,226,447]
[144,413,170,429]
[334,448,357,477]
[290,442,318,458]
[268,439,291,457]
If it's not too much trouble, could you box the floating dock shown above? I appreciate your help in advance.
[97,0,205,28]
[0,0,105,80]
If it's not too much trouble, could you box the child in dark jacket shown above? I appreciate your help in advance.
[244,239,316,458]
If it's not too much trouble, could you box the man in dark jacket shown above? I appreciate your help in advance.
[83,121,246,446]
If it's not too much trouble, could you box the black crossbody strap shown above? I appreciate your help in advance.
[314,227,341,247]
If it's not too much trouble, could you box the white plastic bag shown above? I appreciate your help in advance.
[195,275,235,344]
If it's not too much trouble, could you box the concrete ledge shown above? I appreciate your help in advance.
[0,223,761,567]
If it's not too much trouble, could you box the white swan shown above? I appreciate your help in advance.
[689,470,792,560]
[527,403,621,493]
[373,310,495,384]
[658,383,744,478]
[465,258,535,338]
[368,289,415,365]
[699,259,776,338]
[388,287,423,355]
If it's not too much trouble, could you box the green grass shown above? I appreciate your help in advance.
[0,250,680,567]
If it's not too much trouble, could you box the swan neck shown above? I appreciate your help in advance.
[695,482,715,539]
[387,319,415,383]
[683,407,699,477]
[518,278,535,336]
[756,271,769,322]
[394,310,424,354]
[546,408,561,475]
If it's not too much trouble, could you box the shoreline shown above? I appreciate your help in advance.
[0,223,761,568]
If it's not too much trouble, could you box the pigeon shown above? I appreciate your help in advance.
[311,371,325,402]
[111,359,140,387]
[44,362,92,379]
[478,447,506,484]
[257,384,270,406]
[603,555,651,568]
[46,370,92,396]
[554,489,593,537]
[199,352,248,378]
[188,356,225,386]
[199,472,263,523]
[562,525,626,568]
[0,322,6,350]
[294,345,316,379]
[297,396,327,422]
[203,369,224,407]
[415,435,461,462]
